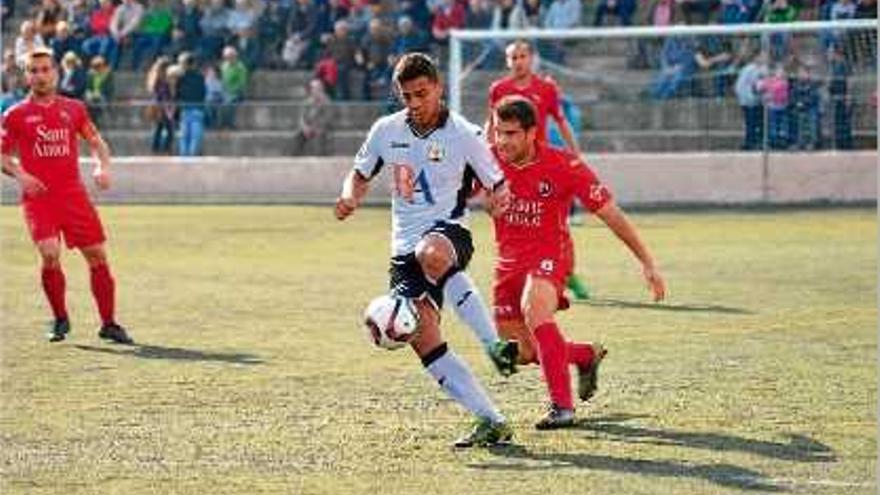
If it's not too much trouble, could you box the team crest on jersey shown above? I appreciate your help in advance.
[59,110,71,124]
[538,179,553,198]
[427,141,444,162]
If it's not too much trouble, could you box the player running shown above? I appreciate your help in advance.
[486,39,592,301]
[490,97,666,429]
[335,53,516,447]
[1,47,133,344]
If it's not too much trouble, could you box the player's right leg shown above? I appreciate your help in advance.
[416,225,517,376]
[408,298,512,448]
[35,237,70,342]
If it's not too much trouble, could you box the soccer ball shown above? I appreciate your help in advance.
[363,294,420,350]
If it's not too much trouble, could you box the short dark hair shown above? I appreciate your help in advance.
[393,52,440,85]
[494,96,537,130]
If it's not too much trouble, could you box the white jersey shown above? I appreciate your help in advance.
[354,109,505,256]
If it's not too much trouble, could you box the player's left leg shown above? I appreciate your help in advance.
[79,244,133,344]
[522,274,576,429]
[416,225,517,376]
[408,299,512,448]
[36,237,70,342]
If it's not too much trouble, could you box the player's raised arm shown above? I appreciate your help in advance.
[336,118,385,220]
[594,202,666,302]
[79,109,113,190]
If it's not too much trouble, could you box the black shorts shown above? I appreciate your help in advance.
[388,221,474,309]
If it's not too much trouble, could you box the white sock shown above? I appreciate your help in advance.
[443,271,498,349]
[424,345,505,423]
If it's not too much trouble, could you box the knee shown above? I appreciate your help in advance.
[40,250,61,269]
[81,246,107,267]
[415,237,454,283]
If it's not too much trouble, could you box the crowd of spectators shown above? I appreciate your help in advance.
[0,0,876,154]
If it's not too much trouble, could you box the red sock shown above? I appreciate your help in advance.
[41,266,67,320]
[533,322,573,410]
[567,342,595,368]
[89,263,115,325]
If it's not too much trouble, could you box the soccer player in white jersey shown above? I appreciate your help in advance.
[335,53,515,447]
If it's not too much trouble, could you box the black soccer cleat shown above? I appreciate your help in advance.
[577,343,607,402]
[534,404,576,430]
[453,417,514,448]
[488,339,519,377]
[98,322,134,345]
[47,318,70,342]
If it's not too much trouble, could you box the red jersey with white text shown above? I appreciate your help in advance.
[1,96,94,191]
[492,143,612,273]
[488,75,563,142]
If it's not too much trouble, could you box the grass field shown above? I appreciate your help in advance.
[0,205,875,494]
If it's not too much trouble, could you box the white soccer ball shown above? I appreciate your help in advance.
[363,294,420,350]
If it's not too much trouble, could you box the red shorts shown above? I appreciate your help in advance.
[493,253,572,323]
[22,187,106,249]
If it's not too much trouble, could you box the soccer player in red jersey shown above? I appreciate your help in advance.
[486,39,592,301]
[1,47,133,344]
[489,97,666,428]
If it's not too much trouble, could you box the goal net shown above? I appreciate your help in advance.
[449,20,877,152]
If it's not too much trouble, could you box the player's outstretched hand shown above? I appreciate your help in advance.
[18,172,47,197]
[93,168,110,190]
[643,264,666,302]
[335,196,357,220]
[486,183,511,217]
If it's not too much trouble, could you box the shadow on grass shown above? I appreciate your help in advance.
[574,415,835,463]
[576,298,753,315]
[472,444,785,492]
[73,344,264,365]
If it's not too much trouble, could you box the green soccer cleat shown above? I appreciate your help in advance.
[577,343,607,402]
[534,404,576,430]
[98,322,134,345]
[453,417,514,448]
[566,274,591,300]
[47,318,70,342]
[487,339,518,377]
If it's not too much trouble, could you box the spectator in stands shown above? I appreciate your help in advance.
[828,46,852,149]
[175,52,207,156]
[228,0,261,69]
[314,48,338,97]
[694,35,733,97]
[203,63,224,127]
[324,19,358,99]
[431,0,467,47]
[720,0,758,23]
[291,78,334,155]
[176,0,203,53]
[35,0,64,41]
[147,56,176,153]
[400,0,432,32]
[85,55,114,126]
[677,0,719,24]
[67,0,93,43]
[1,48,27,112]
[392,15,430,58]
[51,21,81,64]
[649,32,697,99]
[323,0,350,32]
[14,20,47,68]
[219,45,248,129]
[132,0,173,70]
[82,0,117,66]
[58,50,87,99]
[1,0,12,29]
[258,0,288,68]
[289,0,323,68]
[594,0,637,26]
[764,0,798,60]
[756,64,789,149]
[734,51,767,149]
[633,0,676,69]
[543,0,581,62]
[199,0,231,63]
[788,63,822,149]
[357,18,394,100]
[491,0,528,30]
[110,0,145,69]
